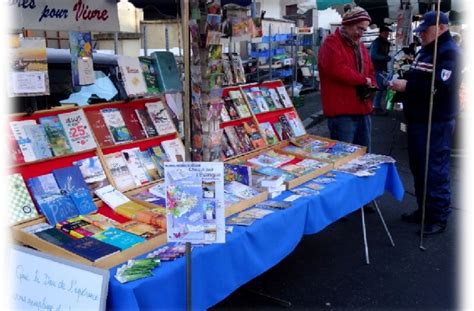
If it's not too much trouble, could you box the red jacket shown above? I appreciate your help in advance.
[318,28,375,117]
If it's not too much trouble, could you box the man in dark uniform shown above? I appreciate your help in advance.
[370,25,392,115]
[389,11,461,235]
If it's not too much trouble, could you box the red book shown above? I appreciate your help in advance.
[85,110,115,147]
[7,127,25,165]
[120,107,147,141]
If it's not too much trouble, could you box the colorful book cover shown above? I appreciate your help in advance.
[276,86,294,108]
[231,53,246,84]
[150,51,183,93]
[224,181,260,199]
[145,101,176,136]
[272,121,284,140]
[104,153,140,191]
[260,87,277,110]
[100,108,132,144]
[119,220,163,239]
[234,125,254,153]
[221,134,236,159]
[243,89,261,114]
[278,115,295,138]
[148,145,169,178]
[27,174,79,225]
[224,163,252,186]
[138,150,160,181]
[39,115,74,156]
[62,236,121,262]
[22,123,53,160]
[284,111,306,137]
[93,227,145,250]
[120,107,147,141]
[246,150,295,167]
[35,228,75,247]
[268,88,284,109]
[8,127,25,165]
[220,103,231,122]
[52,165,98,215]
[73,156,110,198]
[85,110,115,147]
[69,31,95,87]
[165,162,225,243]
[117,55,148,96]
[280,164,313,176]
[259,122,279,145]
[228,90,251,118]
[161,138,185,162]
[243,121,266,149]
[8,173,39,224]
[224,126,245,154]
[223,97,240,120]
[139,56,161,94]
[56,217,103,238]
[250,88,270,112]
[121,147,151,185]
[58,109,97,152]
[135,108,158,137]
[82,213,120,230]
[9,120,38,162]
[254,166,297,182]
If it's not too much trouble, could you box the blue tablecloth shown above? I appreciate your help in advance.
[107,163,404,310]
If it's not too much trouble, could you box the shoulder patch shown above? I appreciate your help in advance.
[441,69,452,81]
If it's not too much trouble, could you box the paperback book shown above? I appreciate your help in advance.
[135,108,158,137]
[284,111,306,137]
[117,55,148,96]
[224,181,260,199]
[100,108,132,144]
[8,173,39,224]
[85,110,115,147]
[93,227,146,250]
[62,236,121,262]
[145,101,176,136]
[105,153,140,191]
[228,90,251,118]
[22,123,53,160]
[148,145,170,178]
[259,122,279,145]
[224,163,252,186]
[234,125,254,153]
[254,166,297,182]
[243,122,266,149]
[58,109,96,152]
[73,156,110,197]
[39,116,74,156]
[120,107,147,141]
[276,86,293,108]
[139,56,161,94]
[121,148,151,185]
[161,138,185,162]
[246,150,295,167]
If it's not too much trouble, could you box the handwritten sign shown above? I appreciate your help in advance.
[9,246,109,311]
[9,0,120,32]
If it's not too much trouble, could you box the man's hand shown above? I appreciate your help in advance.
[365,77,372,86]
[389,79,408,92]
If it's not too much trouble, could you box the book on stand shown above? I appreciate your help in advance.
[22,123,53,160]
[85,110,115,147]
[259,122,279,145]
[73,156,110,198]
[10,120,39,162]
[8,173,39,224]
[229,90,251,118]
[58,110,97,152]
[135,108,158,138]
[145,101,176,136]
[120,107,148,141]
[117,55,148,97]
[276,86,293,108]
[139,56,161,94]
[161,138,185,162]
[104,152,140,191]
[121,148,151,185]
[100,108,132,144]
[39,116,74,156]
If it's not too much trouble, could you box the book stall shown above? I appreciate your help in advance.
[7,0,405,310]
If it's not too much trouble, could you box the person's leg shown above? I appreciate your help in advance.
[425,120,455,224]
[353,115,372,152]
[327,116,357,144]
[373,70,386,111]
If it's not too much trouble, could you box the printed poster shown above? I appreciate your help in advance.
[164,162,225,244]
[69,31,95,87]
[9,36,49,97]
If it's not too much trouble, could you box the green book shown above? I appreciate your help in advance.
[139,56,161,94]
[39,115,73,156]
[8,173,39,224]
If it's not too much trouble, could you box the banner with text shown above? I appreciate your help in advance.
[10,0,120,32]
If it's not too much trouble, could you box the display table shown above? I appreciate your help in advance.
[107,163,404,310]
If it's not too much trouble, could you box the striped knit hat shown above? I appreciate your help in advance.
[342,5,371,25]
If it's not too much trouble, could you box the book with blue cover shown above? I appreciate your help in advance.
[22,124,53,160]
[224,163,252,186]
[254,166,297,182]
[35,227,75,247]
[39,115,74,156]
[27,174,79,224]
[62,236,121,261]
[93,227,145,250]
[52,166,97,215]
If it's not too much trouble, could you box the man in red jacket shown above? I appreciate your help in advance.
[318,5,375,151]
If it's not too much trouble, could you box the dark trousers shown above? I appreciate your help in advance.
[327,115,372,152]
[407,120,455,223]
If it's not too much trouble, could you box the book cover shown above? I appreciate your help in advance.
[35,227,75,247]
[82,213,120,230]
[69,31,95,87]
[39,115,74,156]
[8,173,39,224]
[56,217,103,238]
[9,120,38,162]
[230,53,246,84]
[278,115,295,138]
[139,56,161,94]
[276,86,294,107]
[8,127,25,165]
[228,90,251,118]
[254,166,297,182]
[224,126,245,154]
[121,148,150,185]
[246,150,295,168]
[221,134,236,159]
[145,101,176,136]
[148,145,169,178]
[63,236,121,261]
[27,174,79,225]
[243,89,261,114]
[284,111,306,137]
[85,110,115,147]
[259,122,279,145]
[150,51,183,93]
[136,150,158,181]
[280,164,313,176]
[135,108,158,137]
[119,220,163,239]
[234,125,254,153]
[249,88,269,112]
[260,87,277,110]
[73,156,110,198]
[100,108,132,144]
[22,123,53,160]
[243,121,266,149]
[58,110,96,152]
[104,153,140,191]
[224,163,252,186]
[93,227,145,250]
[117,55,148,96]
[268,88,284,109]
[52,166,98,215]
[272,121,284,140]
[161,138,185,162]
[116,107,145,141]
[223,96,240,120]
[224,181,260,199]
[94,185,131,210]
[220,103,231,122]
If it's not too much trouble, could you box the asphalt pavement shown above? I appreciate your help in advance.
[212,91,459,310]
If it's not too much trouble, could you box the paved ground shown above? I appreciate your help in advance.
[212,91,459,310]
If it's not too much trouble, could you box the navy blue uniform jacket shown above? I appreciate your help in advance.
[401,31,461,124]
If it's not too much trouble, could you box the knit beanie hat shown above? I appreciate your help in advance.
[342,5,371,25]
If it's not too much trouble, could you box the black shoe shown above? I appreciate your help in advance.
[417,222,447,236]
[363,204,376,214]
[372,108,388,116]
[401,211,421,224]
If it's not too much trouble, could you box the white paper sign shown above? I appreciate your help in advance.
[9,0,120,32]
[11,71,47,94]
[9,246,109,311]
